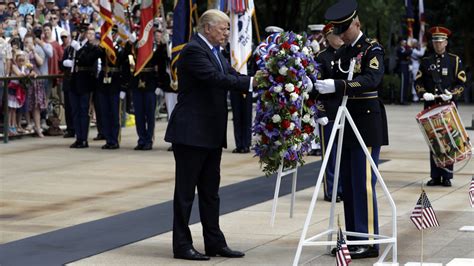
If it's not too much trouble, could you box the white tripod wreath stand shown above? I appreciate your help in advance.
[293,59,398,265]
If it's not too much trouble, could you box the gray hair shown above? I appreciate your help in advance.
[196,9,230,34]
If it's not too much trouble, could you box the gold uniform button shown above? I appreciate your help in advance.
[367,110,371,114]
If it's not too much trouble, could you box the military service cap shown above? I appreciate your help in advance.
[324,0,358,35]
[429,26,451,42]
[265,26,284,34]
[307,24,325,33]
[322,24,334,36]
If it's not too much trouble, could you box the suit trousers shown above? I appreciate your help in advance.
[69,90,90,142]
[172,144,227,253]
[341,146,380,247]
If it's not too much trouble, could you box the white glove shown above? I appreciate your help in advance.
[440,89,452,101]
[119,91,126,99]
[423,92,435,101]
[70,40,80,51]
[316,117,329,126]
[304,75,313,92]
[315,79,336,94]
[129,33,137,43]
[155,87,163,96]
[63,59,73,67]
[310,40,320,54]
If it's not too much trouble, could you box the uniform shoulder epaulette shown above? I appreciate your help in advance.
[365,38,378,45]
[448,53,459,59]
[364,38,383,53]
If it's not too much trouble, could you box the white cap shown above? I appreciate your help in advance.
[265,26,284,33]
[307,24,325,32]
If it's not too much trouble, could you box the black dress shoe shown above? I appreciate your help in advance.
[427,178,442,186]
[309,149,322,156]
[142,143,153,150]
[93,135,105,141]
[167,146,173,151]
[63,132,75,138]
[134,144,144,150]
[232,148,242,153]
[349,245,379,259]
[70,141,79,148]
[75,141,89,148]
[324,196,341,202]
[206,246,245,258]
[174,248,210,261]
[241,147,250,153]
[102,143,120,150]
[442,178,452,187]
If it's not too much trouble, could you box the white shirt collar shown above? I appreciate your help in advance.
[198,33,215,51]
[351,31,363,47]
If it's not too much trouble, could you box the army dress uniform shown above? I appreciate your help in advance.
[314,23,343,202]
[130,42,161,150]
[97,42,130,149]
[318,0,388,259]
[69,39,102,148]
[415,26,466,186]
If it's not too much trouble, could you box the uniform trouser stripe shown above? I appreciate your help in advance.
[366,147,374,240]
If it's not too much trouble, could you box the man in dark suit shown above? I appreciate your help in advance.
[165,9,255,261]
[315,0,388,259]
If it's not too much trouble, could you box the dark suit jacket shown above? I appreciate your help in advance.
[164,34,251,149]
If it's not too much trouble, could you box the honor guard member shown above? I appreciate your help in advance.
[60,30,75,138]
[315,0,388,259]
[131,34,161,151]
[396,39,412,104]
[68,25,102,148]
[314,23,344,202]
[97,27,130,149]
[415,26,466,187]
[307,24,325,53]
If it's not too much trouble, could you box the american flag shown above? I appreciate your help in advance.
[410,191,440,230]
[336,227,351,266]
[469,177,474,208]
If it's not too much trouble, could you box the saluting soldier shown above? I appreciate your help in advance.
[415,26,466,187]
[314,23,344,202]
[315,0,388,259]
[97,27,130,150]
[68,26,102,148]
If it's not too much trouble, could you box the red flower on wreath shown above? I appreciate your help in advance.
[265,123,274,131]
[302,59,308,68]
[262,135,269,144]
[281,119,291,129]
[282,42,291,50]
[303,125,313,134]
[294,128,301,136]
[289,105,297,114]
[275,75,285,83]
[306,98,315,107]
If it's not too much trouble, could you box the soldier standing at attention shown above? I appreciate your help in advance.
[315,0,388,259]
[315,23,344,202]
[415,26,466,187]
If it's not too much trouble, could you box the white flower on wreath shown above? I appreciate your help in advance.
[296,34,302,41]
[290,45,300,53]
[272,114,281,123]
[297,81,302,88]
[289,122,295,131]
[278,66,288,76]
[273,85,282,93]
[302,91,309,100]
[291,144,298,151]
[294,57,301,67]
[277,50,286,56]
[285,83,295,92]
[302,47,310,56]
[290,92,299,102]
[291,111,298,118]
[302,133,309,140]
[302,114,311,123]
[274,140,282,146]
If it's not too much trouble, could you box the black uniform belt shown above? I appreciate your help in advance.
[348,91,378,99]
[76,67,95,72]
[103,67,120,73]
[140,67,155,72]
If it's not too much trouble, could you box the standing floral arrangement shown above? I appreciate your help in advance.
[253,31,320,176]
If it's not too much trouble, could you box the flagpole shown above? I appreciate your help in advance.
[420,182,424,265]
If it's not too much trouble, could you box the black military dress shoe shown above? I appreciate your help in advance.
[324,195,341,202]
[93,134,105,141]
[206,246,245,258]
[134,144,144,150]
[349,245,379,259]
[102,143,120,150]
[442,178,452,187]
[174,247,210,261]
[167,146,173,152]
[142,143,153,150]
[70,141,79,148]
[426,178,442,186]
[232,148,242,153]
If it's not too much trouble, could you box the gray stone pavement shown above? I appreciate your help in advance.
[1,103,473,265]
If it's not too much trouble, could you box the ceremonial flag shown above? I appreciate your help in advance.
[410,191,440,230]
[230,0,253,74]
[99,0,116,64]
[135,0,161,76]
[113,0,131,42]
[418,0,426,44]
[171,0,197,81]
[469,177,474,208]
[405,0,414,40]
[336,227,352,266]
